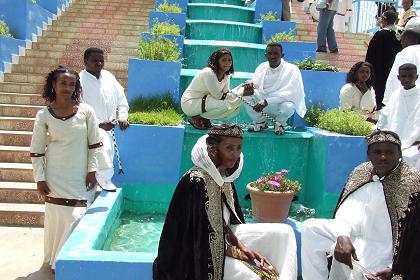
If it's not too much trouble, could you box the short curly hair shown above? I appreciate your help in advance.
[42,66,82,103]
[206,48,234,76]
[346,61,375,88]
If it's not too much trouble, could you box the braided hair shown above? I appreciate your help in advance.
[42,66,82,103]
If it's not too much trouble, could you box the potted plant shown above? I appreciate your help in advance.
[246,170,301,223]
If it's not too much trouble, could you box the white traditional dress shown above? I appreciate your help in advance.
[245,60,307,126]
[30,103,106,269]
[378,85,420,169]
[181,67,242,120]
[339,83,376,119]
[383,44,420,105]
[80,69,129,189]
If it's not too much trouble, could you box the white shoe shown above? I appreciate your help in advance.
[274,124,285,135]
[99,181,117,192]
[248,122,268,132]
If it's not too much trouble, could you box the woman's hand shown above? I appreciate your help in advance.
[85,172,97,190]
[237,244,279,276]
[37,181,51,196]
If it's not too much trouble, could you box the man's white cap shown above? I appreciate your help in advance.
[404,16,420,34]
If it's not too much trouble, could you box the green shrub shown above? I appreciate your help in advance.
[295,58,339,72]
[128,94,182,126]
[137,36,181,61]
[266,31,296,43]
[307,108,374,136]
[151,20,181,35]
[156,0,182,13]
[259,11,279,21]
[0,20,13,38]
[304,104,323,127]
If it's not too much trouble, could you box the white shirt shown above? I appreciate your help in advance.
[252,60,307,117]
[378,85,420,149]
[79,69,129,124]
[335,181,393,272]
[339,83,376,116]
[383,45,420,105]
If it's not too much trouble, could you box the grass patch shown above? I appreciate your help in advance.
[151,20,181,35]
[259,11,279,21]
[267,31,296,43]
[137,36,181,61]
[295,58,339,72]
[156,0,182,13]
[305,106,374,136]
[0,19,13,38]
[128,95,182,126]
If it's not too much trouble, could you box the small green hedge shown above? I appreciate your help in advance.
[305,107,374,136]
[137,36,181,62]
[151,21,181,35]
[156,1,182,13]
[0,20,13,38]
[267,31,296,43]
[295,58,338,72]
[128,94,182,126]
[259,11,279,21]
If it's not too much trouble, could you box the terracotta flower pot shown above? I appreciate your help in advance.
[246,183,295,223]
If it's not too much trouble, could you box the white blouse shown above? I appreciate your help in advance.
[339,83,376,116]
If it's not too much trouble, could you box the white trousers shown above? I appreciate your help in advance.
[224,223,297,280]
[44,203,86,269]
[95,128,114,184]
[244,95,296,126]
[402,146,420,171]
[301,219,370,280]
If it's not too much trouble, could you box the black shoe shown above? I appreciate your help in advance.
[316,49,327,53]
[330,48,339,53]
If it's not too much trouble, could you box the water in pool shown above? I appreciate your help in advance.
[104,202,314,253]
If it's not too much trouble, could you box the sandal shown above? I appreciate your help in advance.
[248,122,268,132]
[187,116,209,130]
[274,124,285,135]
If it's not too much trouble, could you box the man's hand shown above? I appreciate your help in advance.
[118,119,129,131]
[368,268,392,280]
[253,99,268,112]
[242,81,255,96]
[334,235,358,269]
[99,120,116,131]
[37,181,50,196]
[85,171,97,191]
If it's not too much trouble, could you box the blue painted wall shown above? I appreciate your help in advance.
[0,0,53,40]
[140,32,184,56]
[254,0,282,22]
[154,0,188,13]
[148,11,187,36]
[37,0,67,14]
[112,125,185,186]
[127,59,182,103]
[261,20,296,42]
[0,35,26,72]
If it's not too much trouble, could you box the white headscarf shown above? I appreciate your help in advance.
[191,135,243,187]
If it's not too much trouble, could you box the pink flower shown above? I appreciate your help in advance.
[274,175,281,181]
[283,38,289,42]
[280,169,288,175]
[268,180,280,188]
[256,177,263,184]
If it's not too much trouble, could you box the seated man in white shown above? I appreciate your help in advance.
[301,130,420,280]
[243,43,307,135]
[378,63,420,170]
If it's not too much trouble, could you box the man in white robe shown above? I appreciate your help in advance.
[378,63,420,170]
[243,43,307,135]
[383,16,420,105]
[301,130,420,280]
[80,47,129,192]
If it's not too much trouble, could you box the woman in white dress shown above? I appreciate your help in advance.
[153,125,297,280]
[339,61,377,122]
[30,66,107,273]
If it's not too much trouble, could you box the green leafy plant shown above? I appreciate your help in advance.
[267,31,296,43]
[156,1,182,13]
[0,19,13,38]
[151,20,181,35]
[250,170,302,193]
[259,11,279,21]
[128,94,182,126]
[137,36,181,61]
[306,107,374,136]
[295,58,339,72]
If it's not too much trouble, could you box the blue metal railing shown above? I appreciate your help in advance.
[352,0,420,33]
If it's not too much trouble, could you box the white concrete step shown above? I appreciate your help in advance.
[0,182,43,204]
[0,202,44,226]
